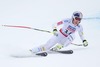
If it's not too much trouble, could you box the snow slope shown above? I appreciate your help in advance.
[0,0,100,67]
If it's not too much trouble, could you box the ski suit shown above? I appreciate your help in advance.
[31,18,85,53]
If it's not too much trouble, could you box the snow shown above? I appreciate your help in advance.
[0,0,100,67]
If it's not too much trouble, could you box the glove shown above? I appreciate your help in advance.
[51,44,63,51]
[83,40,88,47]
[53,28,58,36]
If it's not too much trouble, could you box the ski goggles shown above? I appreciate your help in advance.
[75,17,81,21]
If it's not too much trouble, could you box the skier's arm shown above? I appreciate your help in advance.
[52,21,63,36]
[78,25,88,47]
[52,19,69,36]
[52,19,70,29]
[52,21,63,29]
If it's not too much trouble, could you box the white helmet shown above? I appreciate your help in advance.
[72,11,83,20]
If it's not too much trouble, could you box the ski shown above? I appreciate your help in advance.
[29,50,48,57]
[36,52,48,57]
[50,50,73,54]
[35,50,73,56]
[30,49,73,57]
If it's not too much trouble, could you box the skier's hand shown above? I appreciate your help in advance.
[83,40,88,47]
[53,28,58,36]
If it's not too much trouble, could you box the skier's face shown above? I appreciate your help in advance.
[73,17,81,26]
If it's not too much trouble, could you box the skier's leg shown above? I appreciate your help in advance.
[31,35,59,53]
[51,34,75,51]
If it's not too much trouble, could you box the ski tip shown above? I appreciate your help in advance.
[36,52,48,57]
[70,50,73,54]
[66,50,73,54]
[57,50,73,54]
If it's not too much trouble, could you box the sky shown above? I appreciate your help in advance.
[0,0,100,67]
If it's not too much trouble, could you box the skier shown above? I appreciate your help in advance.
[31,11,88,53]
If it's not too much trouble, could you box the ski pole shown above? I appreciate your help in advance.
[71,43,83,46]
[2,25,51,33]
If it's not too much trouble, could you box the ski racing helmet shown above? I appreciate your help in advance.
[72,11,83,21]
